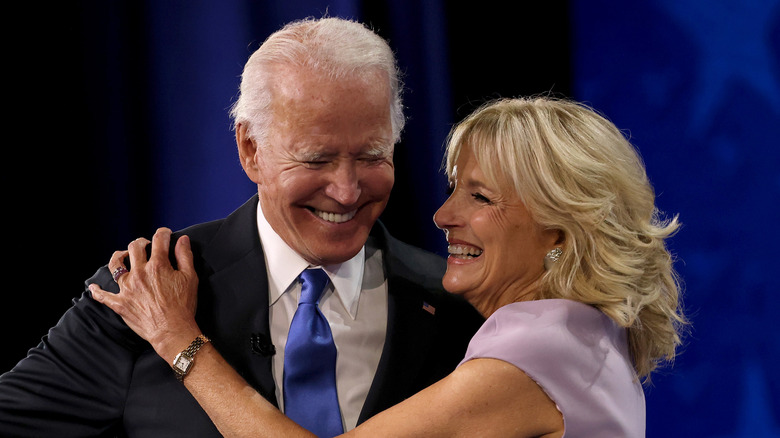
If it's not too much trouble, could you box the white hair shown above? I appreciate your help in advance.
[229,17,405,144]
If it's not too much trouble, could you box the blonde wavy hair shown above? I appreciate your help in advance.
[444,96,687,382]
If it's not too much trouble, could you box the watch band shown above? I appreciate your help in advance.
[172,334,210,381]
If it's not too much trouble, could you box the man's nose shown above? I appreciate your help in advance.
[325,162,361,205]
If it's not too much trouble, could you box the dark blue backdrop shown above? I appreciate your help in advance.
[6,1,779,435]
[572,1,780,435]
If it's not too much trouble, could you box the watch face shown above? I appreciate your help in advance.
[175,354,192,372]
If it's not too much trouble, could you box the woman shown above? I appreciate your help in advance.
[91,96,687,437]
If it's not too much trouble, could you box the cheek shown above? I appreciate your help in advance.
[256,156,284,187]
[271,170,325,204]
[360,165,395,197]
[471,211,505,244]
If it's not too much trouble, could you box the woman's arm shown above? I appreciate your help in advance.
[351,357,563,438]
[163,340,315,437]
[90,228,563,438]
[90,228,314,438]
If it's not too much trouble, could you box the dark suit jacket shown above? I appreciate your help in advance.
[0,196,484,437]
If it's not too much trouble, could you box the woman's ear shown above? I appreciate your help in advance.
[554,229,566,246]
[541,227,566,250]
[236,124,262,184]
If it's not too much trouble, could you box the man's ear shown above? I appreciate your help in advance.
[236,123,262,184]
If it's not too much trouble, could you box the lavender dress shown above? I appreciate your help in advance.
[459,299,645,437]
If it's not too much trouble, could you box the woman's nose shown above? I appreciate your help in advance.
[433,192,459,230]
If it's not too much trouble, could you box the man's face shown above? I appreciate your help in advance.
[240,66,395,266]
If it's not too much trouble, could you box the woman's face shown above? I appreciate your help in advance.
[433,146,559,316]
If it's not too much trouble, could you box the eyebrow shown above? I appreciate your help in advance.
[362,144,393,158]
[366,136,394,152]
[451,171,494,194]
[295,140,393,161]
[465,179,491,192]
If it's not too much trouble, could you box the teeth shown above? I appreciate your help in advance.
[447,244,483,259]
[316,209,357,224]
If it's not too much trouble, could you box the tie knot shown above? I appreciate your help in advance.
[299,268,330,304]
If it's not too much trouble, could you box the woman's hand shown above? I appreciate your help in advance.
[90,227,201,362]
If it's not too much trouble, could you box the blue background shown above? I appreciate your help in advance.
[6,1,779,435]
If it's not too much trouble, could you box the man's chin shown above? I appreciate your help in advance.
[304,235,370,266]
[307,251,361,266]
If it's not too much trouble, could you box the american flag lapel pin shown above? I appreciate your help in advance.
[422,301,436,315]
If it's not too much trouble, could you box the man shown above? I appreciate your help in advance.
[0,17,483,437]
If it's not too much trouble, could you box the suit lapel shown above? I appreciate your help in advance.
[358,224,442,422]
[195,196,279,406]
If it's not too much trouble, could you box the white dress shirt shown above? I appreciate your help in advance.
[256,202,388,431]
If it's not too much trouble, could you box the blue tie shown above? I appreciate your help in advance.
[283,268,343,437]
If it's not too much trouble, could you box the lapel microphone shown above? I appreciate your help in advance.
[250,333,276,357]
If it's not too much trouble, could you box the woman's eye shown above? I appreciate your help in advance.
[472,193,492,204]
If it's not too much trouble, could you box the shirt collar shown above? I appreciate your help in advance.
[256,200,365,318]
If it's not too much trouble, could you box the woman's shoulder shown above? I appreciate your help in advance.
[460,298,632,393]
[460,299,645,436]
[494,298,603,321]
[471,299,616,355]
